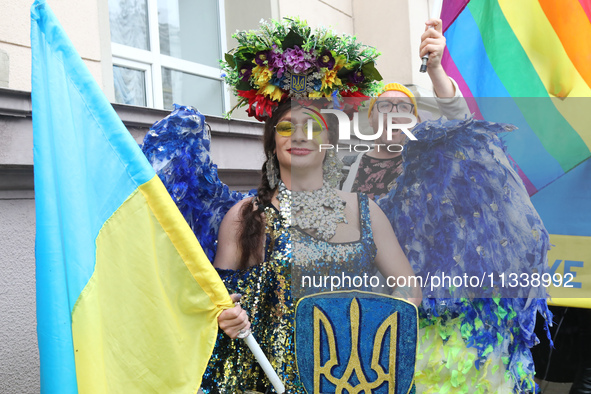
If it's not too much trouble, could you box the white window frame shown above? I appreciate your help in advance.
[111,0,229,112]
[112,58,154,107]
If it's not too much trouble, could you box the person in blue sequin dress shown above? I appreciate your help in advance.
[201,101,421,393]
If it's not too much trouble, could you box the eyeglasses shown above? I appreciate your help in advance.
[274,121,324,137]
[375,101,415,114]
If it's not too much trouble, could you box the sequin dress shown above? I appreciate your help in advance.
[201,194,377,394]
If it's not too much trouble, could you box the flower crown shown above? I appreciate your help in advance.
[221,18,384,121]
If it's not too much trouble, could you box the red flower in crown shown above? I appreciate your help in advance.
[238,89,288,122]
[341,88,369,112]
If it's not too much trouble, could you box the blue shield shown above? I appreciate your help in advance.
[295,291,418,394]
[290,74,308,93]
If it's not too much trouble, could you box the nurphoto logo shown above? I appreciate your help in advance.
[302,106,418,152]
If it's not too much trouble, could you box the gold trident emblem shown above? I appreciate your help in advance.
[313,298,398,393]
[291,74,307,93]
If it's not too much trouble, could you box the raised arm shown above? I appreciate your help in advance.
[368,199,422,306]
[420,18,471,120]
[420,18,455,98]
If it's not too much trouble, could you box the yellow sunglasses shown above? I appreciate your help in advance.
[274,121,324,137]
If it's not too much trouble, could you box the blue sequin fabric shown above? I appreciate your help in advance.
[292,193,377,298]
[202,205,298,393]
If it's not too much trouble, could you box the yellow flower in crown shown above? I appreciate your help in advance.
[252,65,273,87]
[321,69,342,91]
[257,83,284,102]
[321,56,346,91]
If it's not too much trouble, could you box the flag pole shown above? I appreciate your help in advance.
[242,333,286,393]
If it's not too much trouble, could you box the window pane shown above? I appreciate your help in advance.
[158,0,221,67]
[109,0,150,50]
[162,68,223,115]
[113,65,147,106]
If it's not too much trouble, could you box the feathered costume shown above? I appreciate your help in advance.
[142,104,248,261]
[142,105,553,393]
[377,118,553,393]
[142,7,553,389]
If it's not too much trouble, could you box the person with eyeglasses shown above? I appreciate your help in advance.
[341,18,470,199]
[156,20,422,393]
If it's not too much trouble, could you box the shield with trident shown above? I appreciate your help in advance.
[295,291,418,394]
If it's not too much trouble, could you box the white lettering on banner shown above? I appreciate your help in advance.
[318,144,404,153]
[319,109,418,141]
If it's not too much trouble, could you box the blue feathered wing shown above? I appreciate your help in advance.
[141,104,251,261]
[378,118,553,392]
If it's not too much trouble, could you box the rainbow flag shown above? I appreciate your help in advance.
[441,0,591,307]
[31,1,234,392]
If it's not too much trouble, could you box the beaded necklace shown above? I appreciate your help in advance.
[277,181,347,241]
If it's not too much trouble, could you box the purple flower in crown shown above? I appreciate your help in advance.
[283,46,314,74]
[255,50,270,66]
[348,70,365,84]
[317,49,335,70]
[269,49,286,78]
[238,63,254,81]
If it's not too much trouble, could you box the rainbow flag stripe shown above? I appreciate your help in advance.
[442,0,591,307]
[442,0,591,194]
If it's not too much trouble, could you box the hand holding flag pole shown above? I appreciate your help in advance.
[420,0,443,73]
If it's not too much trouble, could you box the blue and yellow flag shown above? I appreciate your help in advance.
[31,1,233,392]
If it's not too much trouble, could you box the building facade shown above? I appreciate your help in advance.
[0,0,436,391]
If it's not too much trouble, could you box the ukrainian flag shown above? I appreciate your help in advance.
[31,1,233,392]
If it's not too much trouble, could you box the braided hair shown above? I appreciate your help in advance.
[237,101,291,268]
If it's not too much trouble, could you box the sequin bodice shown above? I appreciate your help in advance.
[201,194,376,393]
[291,193,377,298]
